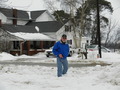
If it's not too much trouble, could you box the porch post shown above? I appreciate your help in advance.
[27,41,30,55]
[20,41,24,55]
[40,41,43,49]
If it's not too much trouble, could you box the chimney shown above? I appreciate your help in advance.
[0,19,2,27]
[13,9,17,25]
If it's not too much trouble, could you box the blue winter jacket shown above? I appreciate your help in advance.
[52,41,69,60]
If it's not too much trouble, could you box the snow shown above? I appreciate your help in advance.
[35,26,40,32]
[0,51,120,63]
[0,63,120,90]
[27,11,31,19]
[0,52,17,61]
[97,52,120,63]
[0,51,120,90]
[10,32,55,41]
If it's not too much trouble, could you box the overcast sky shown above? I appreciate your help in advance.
[107,0,120,23]
[6,0,120,24]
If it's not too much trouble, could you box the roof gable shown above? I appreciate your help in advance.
[31,10,46,20]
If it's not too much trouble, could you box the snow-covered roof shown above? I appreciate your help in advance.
[10,32,56,41]
[1,24,56,41]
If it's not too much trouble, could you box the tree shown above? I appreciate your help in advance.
[61,0,113,48]
[76,0,113,44]
[51,0,80,48]
[45,0,71,27]
[56,0,91,48]
[74,0,90,48]
[0,28,12,52]
[0,0,10,8]
[53,10,70,21]
[45,0,113,48]
[57,0,78,15]
[112,29,120,52]
[104,19,119,47]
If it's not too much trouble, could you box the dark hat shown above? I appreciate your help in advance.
[62,34,67,38]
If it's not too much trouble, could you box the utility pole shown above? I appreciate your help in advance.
[96,0,102,58]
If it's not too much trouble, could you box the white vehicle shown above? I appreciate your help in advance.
[75,45,111,54]
[87,45,111,52]
[45,47,74,57]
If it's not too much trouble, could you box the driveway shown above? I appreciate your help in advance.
[0,58,111,67]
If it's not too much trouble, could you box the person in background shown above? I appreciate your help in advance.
[52,34,69,77]
[84,40,89,59]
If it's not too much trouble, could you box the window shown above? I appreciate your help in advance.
[13,41,20,49]
[36,41,41,49]
[30,41,41,49]
[65,25,72,32]
[30,41,55,49]
[67,40,72,45]
[43,41,52,49]
[70,40,72,44]
[69,25,72,32]
[65,25,69,32]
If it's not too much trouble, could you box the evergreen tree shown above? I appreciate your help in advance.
[53,10,70,21]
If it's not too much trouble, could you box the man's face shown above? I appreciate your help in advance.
[61,37,67,42]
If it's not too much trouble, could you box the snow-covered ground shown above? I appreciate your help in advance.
[0,51,120,63]
[0,63,120,90]
[0,51,120,90]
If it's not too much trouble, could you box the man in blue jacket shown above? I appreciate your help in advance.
[52,34,69,77]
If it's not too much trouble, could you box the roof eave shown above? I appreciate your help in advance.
[7,17,35,21]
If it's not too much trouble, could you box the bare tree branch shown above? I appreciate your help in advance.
[105,18,119,46]
[44,0,65,24]
[0,0,9,8]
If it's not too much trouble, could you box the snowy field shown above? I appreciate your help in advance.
[0,51,120,90]
[0,63,120,90]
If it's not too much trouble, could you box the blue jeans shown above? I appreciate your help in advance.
[57,57,68,77]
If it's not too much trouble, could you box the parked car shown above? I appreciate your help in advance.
[87,45,111,52]
[45,47,74,57]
